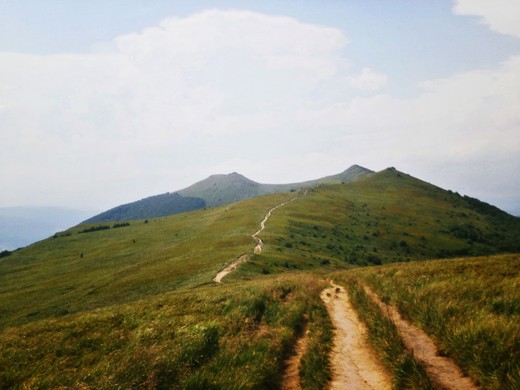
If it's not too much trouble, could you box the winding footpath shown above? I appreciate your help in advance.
[252,198,296,255]
[213,197,297,283]
[321,282,392,390]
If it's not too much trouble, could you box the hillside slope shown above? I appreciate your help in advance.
[1,167,519,388]
[3,167,519,329]
[237,167,520,277]
[0,192,294,329]
[82,192,205,224]
[84,165,372,223]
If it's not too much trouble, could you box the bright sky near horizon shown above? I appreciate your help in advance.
[1,0,519,214]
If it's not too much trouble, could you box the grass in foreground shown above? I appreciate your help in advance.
[0,274,331,389]
[350,254,520,390]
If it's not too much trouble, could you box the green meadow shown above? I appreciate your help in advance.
[1,168,519,388]
[237,168,520,277]
[0,193,293,329]
[0,275,331,389]
[342,254,520,389]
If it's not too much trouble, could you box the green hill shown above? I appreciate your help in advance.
[178,164,372,207]
[237,167,520,278]
[84,165,372,223]
[1,167,519,389]
[2,167,519,329]
[82,192,205,224]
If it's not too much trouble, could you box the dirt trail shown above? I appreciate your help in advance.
[281,324,309,390]
[321,282,391,390]
[252,197,297,255]
[214,197,297,283]
[363,285,479,390]
[212,254,249,283]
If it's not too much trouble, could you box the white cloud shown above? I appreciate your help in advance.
[0,9,519,213]
[0,10,351,208]
[346,67,387,91]
[454,0,520,38]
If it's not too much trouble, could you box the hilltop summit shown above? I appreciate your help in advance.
[83,165,372,223]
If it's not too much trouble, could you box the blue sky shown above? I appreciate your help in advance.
[1,0,519,214]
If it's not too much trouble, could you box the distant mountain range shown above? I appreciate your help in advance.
[0,207,93,251]
[83,165,372,223]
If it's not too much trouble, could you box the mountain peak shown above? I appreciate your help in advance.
[84,165,373,222]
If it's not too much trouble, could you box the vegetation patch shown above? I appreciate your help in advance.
[350,254,520,389]
[260,169,520,268]
[0,275,328,389]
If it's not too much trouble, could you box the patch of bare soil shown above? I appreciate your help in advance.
[281,324,309,390]
[321,282,391,390]
[212,254,249,283]
[363,285,479,390]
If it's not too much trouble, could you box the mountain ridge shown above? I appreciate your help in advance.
[1,167,519,389]
[83,164,373,223]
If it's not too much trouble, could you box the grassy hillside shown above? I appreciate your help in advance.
[2,167,518,329]
[0,275,331,389]
[239,167,520,277]
[0,192,294,329]
[1,167,519,388]
[82,193,205,224]
[337,254,520,389]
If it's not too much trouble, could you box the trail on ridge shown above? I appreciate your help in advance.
[213,197,296,283]
[321,282,391,390]
[252,198,296,255]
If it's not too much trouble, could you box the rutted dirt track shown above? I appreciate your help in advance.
[321,282,392,390]
[363,285,479,390]
[281,323,309,390]
[322,280,478,389]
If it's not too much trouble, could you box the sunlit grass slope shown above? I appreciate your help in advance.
[241,167,520,276]
[1,167,519,389]
[0,192,294,329]
[345,254,520,390]
[0,275,331,389]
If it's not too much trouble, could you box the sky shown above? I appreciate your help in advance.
[1,0,519,215]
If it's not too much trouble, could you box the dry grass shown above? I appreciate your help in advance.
[0,274,330,389]
[349,254,520,389]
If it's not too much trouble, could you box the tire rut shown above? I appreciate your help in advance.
[363,285,479,390]
[281,323,309,390]
[321,282,392,390]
